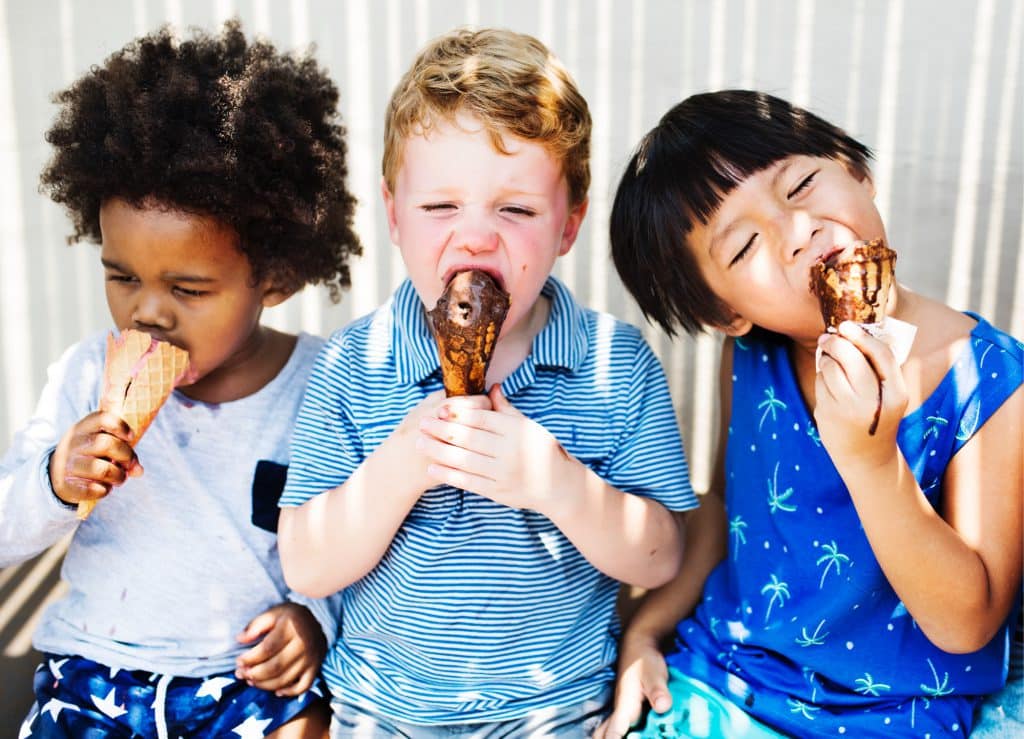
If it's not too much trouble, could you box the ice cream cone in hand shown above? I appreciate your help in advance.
[78,329,191,518]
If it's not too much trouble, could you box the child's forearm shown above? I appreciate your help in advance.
[623,494,728,644]
[545,460,685,589]
[839,448,1019,653]
[278,436,424,598]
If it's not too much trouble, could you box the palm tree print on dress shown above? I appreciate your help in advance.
[854,673,892,696]
[805,422,822,447]
[920,657,954,697]
[761,574,791,622]
[729,515,748,560]
[757,386,788,430]
[815,540,851,588]
[922,414,948,440]
[767,462,797,513]
[795,619,829,647]
[787,698,820,720]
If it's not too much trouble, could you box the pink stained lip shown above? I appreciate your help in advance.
[441,266,505,291]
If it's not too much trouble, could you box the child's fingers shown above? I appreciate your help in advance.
[235,610,278,645]
[93,411,136,444]
[836,321,897,381]
[64,454,129,489]
[417,433,497,474]
[425,463,493,497]
[436,404,499,431]
[418,418,500,457]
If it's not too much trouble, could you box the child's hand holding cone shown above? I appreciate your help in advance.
[51,330,191,518]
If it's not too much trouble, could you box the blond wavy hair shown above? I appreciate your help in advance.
[383,28,591,207]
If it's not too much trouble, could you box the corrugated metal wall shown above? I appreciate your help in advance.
[2,0,1023,486]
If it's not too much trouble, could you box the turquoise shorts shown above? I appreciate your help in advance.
[628,668,784,739]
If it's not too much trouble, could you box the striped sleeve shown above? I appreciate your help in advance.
[599,326,697,512]
[280,331,365,507]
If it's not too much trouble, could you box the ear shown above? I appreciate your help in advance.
[381,177,400,245]
[558,197,588,256]
[260,282,295,309]
[850,164,876,199]
[718,313,753,337]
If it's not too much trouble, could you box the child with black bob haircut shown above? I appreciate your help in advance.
[0,20,360,738]
[599,90,1022,737]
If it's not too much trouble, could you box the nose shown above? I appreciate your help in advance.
[131,289,173,330]
[784,210,824,262]
[453,210,500,255]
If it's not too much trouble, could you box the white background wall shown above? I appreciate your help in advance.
[1,0,1023,491]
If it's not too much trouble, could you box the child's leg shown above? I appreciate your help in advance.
[268,700,332,739]
[971,677,1023,737]
[628,669,785,739]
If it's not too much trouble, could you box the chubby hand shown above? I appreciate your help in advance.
[390,390,493,493]
[594,637,672,738]
[49,410,141,506]
[235,602,326,696]
[416,385,575,513]
[815,321,908,463]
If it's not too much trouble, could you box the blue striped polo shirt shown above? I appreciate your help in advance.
[281,276,696,724]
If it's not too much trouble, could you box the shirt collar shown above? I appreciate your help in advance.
[390,276,589,388]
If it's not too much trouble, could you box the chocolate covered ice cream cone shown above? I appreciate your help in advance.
[427,270,510,396]
[810,239,896,330]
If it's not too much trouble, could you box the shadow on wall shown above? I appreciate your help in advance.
[0,547,67,736]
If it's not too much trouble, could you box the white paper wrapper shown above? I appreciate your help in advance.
[816,316,918,371]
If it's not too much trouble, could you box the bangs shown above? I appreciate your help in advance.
[653,90,872,235]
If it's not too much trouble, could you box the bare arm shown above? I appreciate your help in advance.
[817,324,1023,652]
[278,391,488,598]
[596,339,733,737]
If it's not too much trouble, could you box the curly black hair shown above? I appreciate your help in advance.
[40,19,360,300]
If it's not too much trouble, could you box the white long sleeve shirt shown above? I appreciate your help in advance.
[0,331,335,677]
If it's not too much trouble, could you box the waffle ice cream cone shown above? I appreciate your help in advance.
[77,329,190,518]
[810,239,897,330]
[427,270,510,396]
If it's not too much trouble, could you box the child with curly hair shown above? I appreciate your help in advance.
[0,20,360,738]
[598,89,1022,738]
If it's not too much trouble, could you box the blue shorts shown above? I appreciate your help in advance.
[19,653,327,738]
[627,669,784,739]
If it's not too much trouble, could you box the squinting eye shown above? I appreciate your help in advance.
[502,206,536,217]
[106,274,135,284]
[174,286,207,298]
[421,203,456,213]
[788,171,818,198]
[729,235,756,267]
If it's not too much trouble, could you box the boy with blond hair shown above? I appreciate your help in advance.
[278,28,701,734]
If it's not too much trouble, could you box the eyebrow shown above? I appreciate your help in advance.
[101,258,217,283]
[708,159,798,259]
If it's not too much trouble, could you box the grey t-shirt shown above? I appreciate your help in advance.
[0,331,331,677]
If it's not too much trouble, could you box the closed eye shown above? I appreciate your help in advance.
[787,171,818,198]
[421,203,456,213]
[501,205,536,217]
[729,234,756,267]
[173,286,208,298]
[106,273,136,284]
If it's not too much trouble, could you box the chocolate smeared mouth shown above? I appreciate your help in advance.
[427,269,511,396]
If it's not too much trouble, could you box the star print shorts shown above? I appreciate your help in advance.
[19,653,327,738]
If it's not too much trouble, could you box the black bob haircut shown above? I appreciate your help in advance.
[610,90,872,336]
[40,20,360,300]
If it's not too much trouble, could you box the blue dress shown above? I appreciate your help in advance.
[667,317,1023,737]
